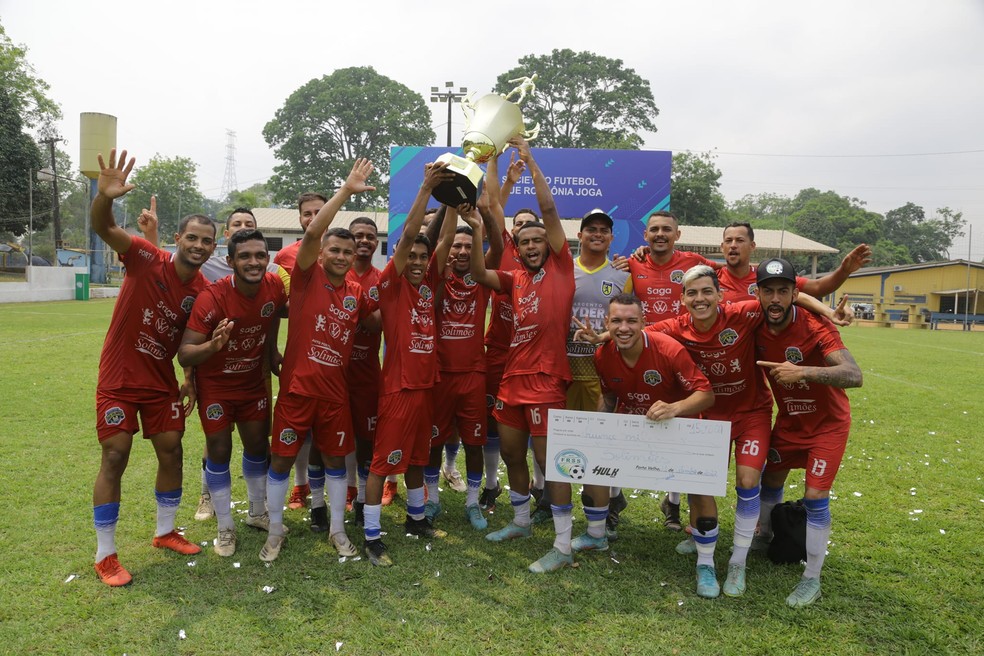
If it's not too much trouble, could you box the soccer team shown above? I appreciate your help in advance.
[89,141,867,608]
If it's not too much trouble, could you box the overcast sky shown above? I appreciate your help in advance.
[4,0,983,258]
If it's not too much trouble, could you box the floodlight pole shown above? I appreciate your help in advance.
[28,169,33,267]
[430,81,468,147]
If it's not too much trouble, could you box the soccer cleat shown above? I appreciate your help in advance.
[465,504,488,530]
[287,483,310,510]
[330,532,358,557]
[94,554,132,587]
[786,576,822,608]
[214,528,237,557]
[750,534,772,551]
[530,486,544,505]
[194,492,215,521]
[424,501,443,522]
[309,506,329,533]
[571,532,609,553]
[381,480,398,506]
[723,563,747,597]
[152,530,203,555]
[676,536,697,555]
[244,512,270,532]
[345,486,357,512]
[259,534,285,562]
[531,506,553,525]
[364,539,393,567]
[660,496,683,531]
[404,516,447,539]
[486,522,532,542]
[479,486,502,511]
[353,501,365,527]
[696,564,720,598]
[528,548,573,573]
[442,466,467,492]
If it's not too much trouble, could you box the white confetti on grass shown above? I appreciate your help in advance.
[335,641,343,652]
[940,529,946,535]
[233,562,241,568]
[178,630,187,640]
[853,492,863,497]
[262,585,275,593]
[64,574,77,583]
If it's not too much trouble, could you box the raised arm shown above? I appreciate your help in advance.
[91,149,137,254]
[424,206,448,248]
[461,207,501,291]
[498,150,525,211]
[794,292,853,326]
[296,158,375,272]
[508,136,564,253]
[801,243,872,299]
[392,162,454,276]
[136,195,160,248]
[478,156,505,268]
[758,347,862,389]
[435,203,460,277]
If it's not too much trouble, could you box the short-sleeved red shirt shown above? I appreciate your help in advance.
[273,240,302,274]
[594,331,712,415]
[718,265,807,304]
[438,270,491,373]
[279,263,372,403]
[484,230,522,351]
[98,236,208,396]
[186,272,288,397]
[494,242,575,383]
[628,250,715,323]
[346,265,382,389]
[649,300,770,420]
[378,256,440,395]
[755,307,851,439]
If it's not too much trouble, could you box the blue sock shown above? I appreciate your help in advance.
[242,453,267,515]
[205,458,234,530]
[804,497,832,578]
[94,502,119,561]
[466,471,482,507]
[407,486,426,520]
[730,484,761,565]
[423,466,440,505]
[759,484,785,537]
[444,442,460,470]
[308,465,326,509]
[154,488,181,537]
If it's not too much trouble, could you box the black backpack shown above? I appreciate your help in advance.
[768,500,807,564]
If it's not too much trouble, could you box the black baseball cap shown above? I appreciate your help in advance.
[581,208,614,230]
[757,258,797,284]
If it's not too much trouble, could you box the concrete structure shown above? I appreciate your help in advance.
[0,266,119,303]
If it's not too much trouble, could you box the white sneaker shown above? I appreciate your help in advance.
[259,534,285,562]
[442,466,467,493]
[195,492,215,521]
[214,528,236,557]
[330,532,357,557]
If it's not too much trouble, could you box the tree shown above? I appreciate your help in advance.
[0,21,61,134]
[789,190,884,270]
[494,49,658,149]
[263,67,434,209]
[884,202,965,262]
[670,151,726,226]
[214,183,276,230]
[0,85,50,239]
[726,192,797,230]
[123,155,208,239]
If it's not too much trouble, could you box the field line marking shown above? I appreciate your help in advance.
[0,330,104,345]
[863,370,936,391]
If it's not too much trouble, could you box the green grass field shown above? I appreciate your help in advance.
[1,299,981,655]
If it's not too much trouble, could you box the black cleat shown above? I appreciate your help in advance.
[479,486,502,511]
[404,516,447,539]
[310,505,329,533]
[364,538,393,567]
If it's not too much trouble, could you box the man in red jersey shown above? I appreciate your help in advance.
[258,160,379,562]
[572,294,713,554]
[274,191,327,511]
[178,229,288,557]
[753,258,862,608]
[361,162,456,567]
[90,149,216,586]
[717,222,871,304]
[463,137,578,573]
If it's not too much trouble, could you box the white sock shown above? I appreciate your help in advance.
[154,488,181,537]
[266,471,290,536]
[510,490,531,528]
[466,472,481,507]
[94,502,119,562]
[308,466,326,509]
[423,467,440,505]
[242,453,267,517]
[483,438,500,488]
[406,486,426,521]
[804,498,831,579]
[730,485,761,566]
[205,460,234,531]
[357,465,368,503]
[584,505,608,538]
[326,468,348,535]
[364,504,382,540]
[667,491,681,505]
[551,503,574,554]
[693,524,719,568]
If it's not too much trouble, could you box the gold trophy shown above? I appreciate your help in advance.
[432,75,540,206]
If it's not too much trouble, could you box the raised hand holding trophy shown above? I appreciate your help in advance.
[431,75,540,207]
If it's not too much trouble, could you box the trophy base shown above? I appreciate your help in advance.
[431,153,484,207]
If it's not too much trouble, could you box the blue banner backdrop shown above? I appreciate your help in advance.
[387,146,672,256]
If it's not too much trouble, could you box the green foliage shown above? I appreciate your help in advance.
[494,49,658,150]
[885,203,965,262]
[263,67,434,210]
[214,183,276,229]
[0,85,50,238]
[0,21,62,133]
[670,151,726,226]
[124,154,209,239]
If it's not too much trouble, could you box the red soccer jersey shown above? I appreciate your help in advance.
[628,250,715,323]
[718,265,808,304]
[279,263,372,403]
[438,270,491,373]
[485,230,522,351]
[649,299,771,420]
[378,256,441,395]
[346,265,382,389]
[273,240,302,274]
[594,331,712,415]
[494,241,575,383]
[98,236,208,395]
[186,272,288,397]
[755,307,851,440]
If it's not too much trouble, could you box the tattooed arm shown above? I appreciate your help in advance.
[757,348,863,389]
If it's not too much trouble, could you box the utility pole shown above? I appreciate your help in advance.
[41,137,64,249]
[430,82,468,147]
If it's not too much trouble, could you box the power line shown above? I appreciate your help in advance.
[668,147,984,159]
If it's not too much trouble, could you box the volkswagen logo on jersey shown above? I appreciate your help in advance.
[601,280,614,296]
[643,369,663,386]
[105,407,125,426]
[555,449,588,480]
[343,295,357,312]
[181,295,195,313]
[718,328,739,346]
[785,346,804,364]
[670,270,685,284]
[279,428,298,446]
[206,403,224,420]
[261,301,275,317]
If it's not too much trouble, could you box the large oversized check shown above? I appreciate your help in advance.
[545,409,732,497]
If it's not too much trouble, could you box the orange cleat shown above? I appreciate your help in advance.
[152,530,203,555]
[381,480,398,506]
[94,553,132,587]
[288,483,310,510]
[345,485,357,512]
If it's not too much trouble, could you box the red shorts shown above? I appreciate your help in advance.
[492,398,565,438]
[729,410,772,471]
[96,389,184,441]
[485,346,508,399]
[349,384,379,443]
[371,389,434,476]
[434,371,487,447]
[271,392,354,458]
[765,428,850,491]
[197,390,270,435]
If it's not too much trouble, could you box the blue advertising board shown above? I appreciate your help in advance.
[388,146,672,256]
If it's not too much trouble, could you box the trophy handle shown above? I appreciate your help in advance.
[521,122,541,141]
[460,92,478,130]
[502,74,538,104]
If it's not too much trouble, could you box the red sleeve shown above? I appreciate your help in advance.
[647,317,680,337]
[187,286,220,335]
[795,276,807,291]
[664,338,712,392]
[811,313,847,358]
[554,240,574,274]
[358,289,373,321]
[495,269,515,291]
[117,236,162,276]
